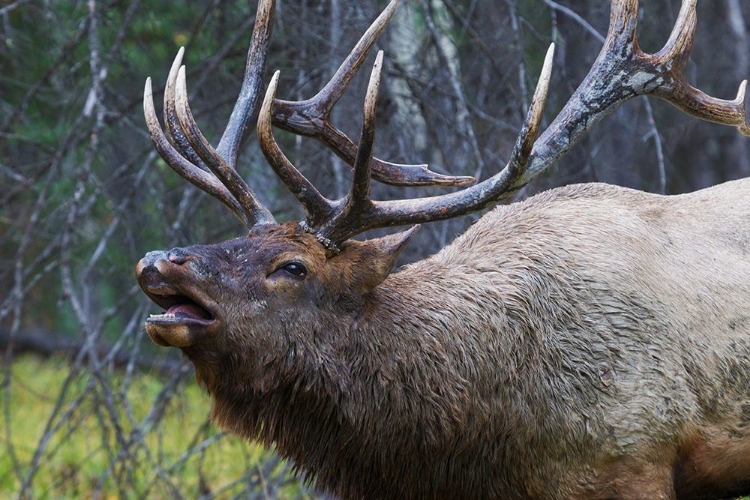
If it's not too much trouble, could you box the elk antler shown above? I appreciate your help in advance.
[258,0,748,247]
[258,52,396,248]
[144,0,472,231]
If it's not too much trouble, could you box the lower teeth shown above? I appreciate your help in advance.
[150,313,176,319]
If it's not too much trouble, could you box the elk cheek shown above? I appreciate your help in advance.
[264,276,309,305]
[246,298,269,317]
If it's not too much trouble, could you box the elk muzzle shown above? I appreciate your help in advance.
[136,249,219,347]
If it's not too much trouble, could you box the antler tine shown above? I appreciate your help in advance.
[278,114,475,187]
[271,0,474,189]
[161,48,214,172]
[646,0,749,135]
[310,2,394,115]
[216,0,276,166]
[144,77,252,227]
[503,44,555,188]
[173,67,276,226]
[258,71,335,228]
[315,52,385,245]
[655,0,695,64]
[350,51,383,206]
[271,0,396,127]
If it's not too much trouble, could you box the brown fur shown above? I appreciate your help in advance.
[137,180,750,499]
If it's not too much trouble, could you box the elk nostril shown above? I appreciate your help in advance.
[168,249,187,265]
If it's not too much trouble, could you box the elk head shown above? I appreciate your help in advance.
[136,222,415,362]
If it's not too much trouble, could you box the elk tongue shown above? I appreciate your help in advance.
[168,303,211,320]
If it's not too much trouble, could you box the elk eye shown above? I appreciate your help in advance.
[280,262,307,278]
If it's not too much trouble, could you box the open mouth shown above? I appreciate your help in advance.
[136,252,221,348]
[142,284,218,347]
[147,289,215,325]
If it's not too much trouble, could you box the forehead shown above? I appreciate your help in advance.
[230,222,327,259]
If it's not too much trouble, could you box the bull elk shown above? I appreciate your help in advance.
[136,0,750,498]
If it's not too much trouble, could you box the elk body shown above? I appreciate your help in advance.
[136,0,750,498]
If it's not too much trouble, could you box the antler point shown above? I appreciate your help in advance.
[737,80,748,103]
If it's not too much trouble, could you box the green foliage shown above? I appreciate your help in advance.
[0,356,314,499]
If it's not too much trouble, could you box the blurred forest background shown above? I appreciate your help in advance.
[2,0,749,498]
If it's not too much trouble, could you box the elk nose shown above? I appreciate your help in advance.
[167,248,188,265]
[136,250,168,276]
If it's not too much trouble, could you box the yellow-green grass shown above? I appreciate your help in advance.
[0,355,314,499]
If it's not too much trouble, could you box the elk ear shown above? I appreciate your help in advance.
[334,226,420,294]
